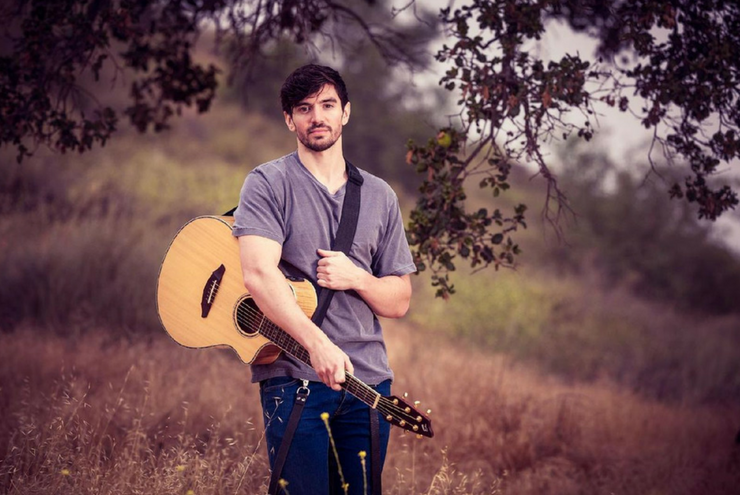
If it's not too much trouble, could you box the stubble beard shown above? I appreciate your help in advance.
[299,125,342,152]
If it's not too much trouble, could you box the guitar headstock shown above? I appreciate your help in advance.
[378,393,434,438]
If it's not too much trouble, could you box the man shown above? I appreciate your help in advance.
[232,64,416,494]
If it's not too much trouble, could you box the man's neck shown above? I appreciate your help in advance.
[296,141,347,194]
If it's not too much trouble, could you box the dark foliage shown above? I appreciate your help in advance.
[406,0,740,296]
[0,0,420,162]
[1,0,220,161]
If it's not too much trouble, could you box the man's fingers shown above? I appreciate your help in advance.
[317,248,345,259]
[333,367,345,391]
[313,344,352,391]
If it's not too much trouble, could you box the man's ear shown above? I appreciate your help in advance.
[284,111,296,132]
[342,102,351,126]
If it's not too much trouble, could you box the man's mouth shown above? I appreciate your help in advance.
[309,127,330,134]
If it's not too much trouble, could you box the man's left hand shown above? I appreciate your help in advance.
[316,249,366,291]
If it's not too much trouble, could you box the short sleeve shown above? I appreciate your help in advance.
[231,169,285,243]
[371,193,417,277]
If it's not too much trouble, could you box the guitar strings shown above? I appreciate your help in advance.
[234,305,379,402]
[235,308,422,426]
[236,307,423,426]
[233,302,426,428]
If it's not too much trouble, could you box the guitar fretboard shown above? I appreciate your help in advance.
[253,312,382,409]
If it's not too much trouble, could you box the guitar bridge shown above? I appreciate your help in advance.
[201,264,225,318]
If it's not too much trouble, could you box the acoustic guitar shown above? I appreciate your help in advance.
[156,216,433,438]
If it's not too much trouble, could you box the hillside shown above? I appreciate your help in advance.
[2,75,740,493]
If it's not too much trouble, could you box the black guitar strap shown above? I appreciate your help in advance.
[267,383,309,495]
[310,161,364,327]
[369,404,383,495]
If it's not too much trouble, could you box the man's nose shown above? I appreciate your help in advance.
[310,107,326,124]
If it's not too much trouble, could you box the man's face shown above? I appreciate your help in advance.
[284,84,350,153]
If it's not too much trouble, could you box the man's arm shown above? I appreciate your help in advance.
[316,249,412,318]
[239,235,353,391]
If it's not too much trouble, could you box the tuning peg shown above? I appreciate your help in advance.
[414,400,421,406]
[403,392,409,398]
[412,425,419,432]
[426,409,432,415]
[399,420,406,427]
[416,434,423,439]
[386,415,393,422]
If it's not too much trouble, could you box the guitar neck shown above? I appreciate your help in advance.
[258,319,382,409]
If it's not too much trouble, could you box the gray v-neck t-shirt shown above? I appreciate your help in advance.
[232,151,416,385]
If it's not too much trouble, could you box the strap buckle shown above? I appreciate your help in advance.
[297,379,310,398]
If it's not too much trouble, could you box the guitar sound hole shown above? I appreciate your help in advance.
[235,297,262,337]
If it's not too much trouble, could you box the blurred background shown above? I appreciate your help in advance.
[2,1,740,494]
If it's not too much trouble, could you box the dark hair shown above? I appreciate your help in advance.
[280,64,349,115]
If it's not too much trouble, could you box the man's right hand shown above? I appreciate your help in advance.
[238,236,354,391]
[308,336,354,391]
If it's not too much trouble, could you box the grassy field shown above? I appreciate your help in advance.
[1,321,739,494]
[2,92,740,493]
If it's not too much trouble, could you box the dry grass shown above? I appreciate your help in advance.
[0,328,269,494]
[1,322,738,494]
[411,267,740,405]
[384,320,740,494]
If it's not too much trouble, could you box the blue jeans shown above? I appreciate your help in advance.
[259,376,392,495]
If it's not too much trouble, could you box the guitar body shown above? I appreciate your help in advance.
[156,216,317,365]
